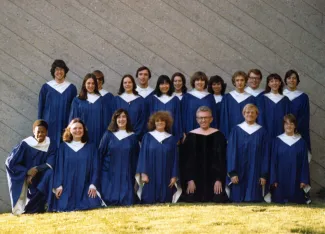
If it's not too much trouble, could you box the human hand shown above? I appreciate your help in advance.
[231,176,239,184]
[300,183,306,189]
[141,173,149,183]
[273,182,278,188]
[55,187,63,199]
[260,178,266,186]
[214,181,223,194]
[27,167,38,177]
[27,175,33,185]
[186,180,196,194]
[88,188,97,198]
[169,177,177,188]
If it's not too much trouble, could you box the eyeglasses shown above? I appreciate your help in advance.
[248,77,261,80]
[196,116,212,121]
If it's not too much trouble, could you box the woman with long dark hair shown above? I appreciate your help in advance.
[172,72,188,100]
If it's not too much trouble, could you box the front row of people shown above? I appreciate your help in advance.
[6,104,310,215]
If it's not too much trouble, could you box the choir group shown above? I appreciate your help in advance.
[5,59,311,215]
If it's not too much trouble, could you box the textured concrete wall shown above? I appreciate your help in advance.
[0,0,324,212]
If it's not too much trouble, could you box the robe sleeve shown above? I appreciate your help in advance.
[219,95,230,139]
[130,136,140,177]
[5,142,28,176]
[298,95,311,152]
[136,134,150,175]
[260,131,271,180]
[171,139,179,179]
[211,133,227,182]
[182,134,197,182]
[98,131,110,168]
[69,97,79,122]
[53,144,65,189]
[38,84,47,119]
[36,142,57,172]
[90,144,99,188]
[269,139,278,185]
[226,128,239,178]
[300,141,310,185]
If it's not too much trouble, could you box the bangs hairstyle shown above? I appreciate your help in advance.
[171,72,187,93]
[247,69,263,80]
[283,114,298,134]
[50,59,69,78]
[93,70,105,84]
[136,66,151,79]
[207,75,227,95]
[242,103,259,116]
[265,73,284,94]
[154,75,174,97]
[118,74,138,95]
[190,71,209,89]
[32,119,48,131]
[147,111,173,133]
[108,109,134,133]
[78,73,100,100]
[231,71,248,86]
[63,118,88,143]
[284,69,300,86]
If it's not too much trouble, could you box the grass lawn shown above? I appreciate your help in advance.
[1,201,325,233]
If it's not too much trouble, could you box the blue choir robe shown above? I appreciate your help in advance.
[260,93,291,138]
[270,134,310,204]
[114,93,146,139]
[148,94,183,140]
[5,137,56,215]
[99,89,115,130]
[38,80,77,147]
[99,130,140,206]
[245,87,265,124]
[51,141,103,212]
[213,94,223,129]
[136,131,181,204]
[226,122,270,202]
[174,92,184,101]
[283,89,311,152]
[220,90,255,139]
[69,94,104,147]
[181,89,217,134]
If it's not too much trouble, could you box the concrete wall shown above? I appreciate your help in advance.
[0,0,324,212]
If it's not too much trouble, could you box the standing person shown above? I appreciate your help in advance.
[181,71,216,134]
[148,75,182,141]
[171,72,188,100]
[6,120,56,215]
[270,114,311,204]
[135,66,154,99]
[69,73,104,147]
[93,70,115,130]
[181,106,228,203]
[114,75,146,139]
[227,104,270,203]
[220,71,255,139]
[51,118,103,212]
[38,59,77,147]
[283,70,311,155]
[261,73,290,138]
[207,75,227,129]
[99,109,139,206]
[136,111,181,204]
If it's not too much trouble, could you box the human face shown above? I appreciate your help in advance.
[123,77,133,94]
[117,112,127,130]
[70,122,84,141]
[155,119,166,132]
[159,81,170,94]
[95,74,104,90]
[196,111,213,130]
[212,82,222,95]
[54,67,65,82]
[234,76,246,92]
[173,76,183,93]
[284,120,295,136]
[286,74,298,91]
[194,78,205,91]
[268,78,281,93]
[248,73,261,90]
[85,78,95,93]
[137,69,150,87]
[244,108,258,124]
[33,126,47,143]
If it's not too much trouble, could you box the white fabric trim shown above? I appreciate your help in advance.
[99,89,109,96]
[154,94,174,104]
[149,130,172,143]
[65,141,85,152]
[23,136,50,152]
[188,89,209,99]
[89,184,97,190]
[214,94,223,104]
[12,180,28,215]
[303,185,311,193]
[229,90,251,103]
[47,80,71,94]
[46,163,53,170]
[87,93,100,103]
[277,133,301,146]
[238,122,262,135]
[245,87,264,97]
[283,89,304,101]
[308,151,312,163]
[136,85,154,98]
[264,92,285,104]
[135,173,143,200]
[174,92,183,100]
[113,130,134,140]
[120,93,140,103]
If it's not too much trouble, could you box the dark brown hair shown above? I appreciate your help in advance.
[78,73,100,100]
[171,72,187,93]
[247,69,262,80]
[136,66,151,79]
[108,109,134,133]
[63,118,88,143]
[147,111,173,133]
[284,69,300,86]
[207,75,227,95]
[283,114,298,134]
[190,71,208,89]
[32,119,48,131]
[50,59,69,78]
[93,70,105,84]
[265,73,284,94]
[231,71,248,86]
[118,74,138,95]
[154,75,174,97]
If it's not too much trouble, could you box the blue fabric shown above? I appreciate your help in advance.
[101,92,115,131]
[214,101,222,129]
[99,131,139,206]
[254,92,265,125]
[227,126,270,202]
[38,83,77,147]
[136,133,179,204]
[270,137,310,204]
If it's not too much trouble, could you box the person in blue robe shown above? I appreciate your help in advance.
[114,74,146,139]
[181,71,217,134]
[6,120,56,215]
[99,109,140,206]
[38,60,77,147]
[207,75,227,129]
[69,73,104,147]
[270,114,311,204]
[283,69,311,153]
[148,75,182,141]
[136,111,181,204]
[260,73,291,138]
[93,70,115,130]
[51,118,104,212]
[220,71,255,139]
[226,104,270,203]
[172,72,188,101]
